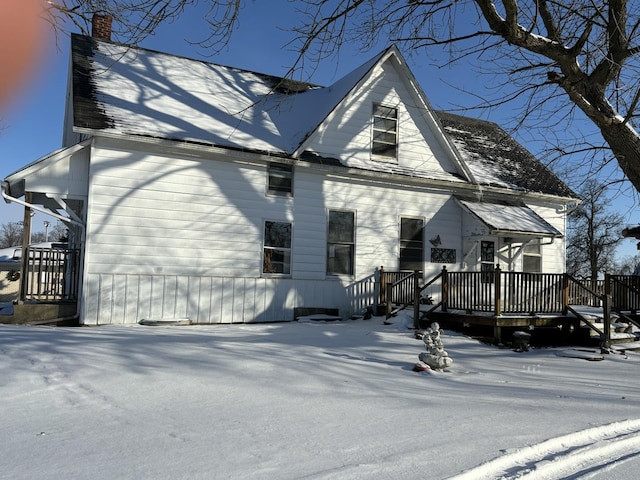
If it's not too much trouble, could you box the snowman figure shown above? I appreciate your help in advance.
[413,322,453,371]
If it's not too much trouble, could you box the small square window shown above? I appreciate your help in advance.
[267,163,293,196]
[431,248,456,263]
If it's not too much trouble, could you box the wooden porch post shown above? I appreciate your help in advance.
[562,273,569,315]
[603,274,612,350]
[386,281,393,319]
[604,273,611,309]
[493,265,502,343]
[602,293,612,351]
[494,264,502,317]
[413,270,420,330]
[379,266,385,306]
[19,192,32,302]
[441,266,448,313]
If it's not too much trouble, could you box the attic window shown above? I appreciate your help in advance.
[372,103,398,160]
[267,163,293,196]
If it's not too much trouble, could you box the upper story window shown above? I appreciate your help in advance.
[267,163,293,196]
[372,103,398,160]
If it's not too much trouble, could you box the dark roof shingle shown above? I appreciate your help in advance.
[437,111,577,199]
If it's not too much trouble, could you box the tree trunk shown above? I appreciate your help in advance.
[597,122,640,193]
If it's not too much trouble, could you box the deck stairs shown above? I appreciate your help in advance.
[566,305,640,348]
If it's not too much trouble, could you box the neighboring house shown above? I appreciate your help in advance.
[1,25,579,325]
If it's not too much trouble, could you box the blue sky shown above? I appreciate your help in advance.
[1,1,638,258]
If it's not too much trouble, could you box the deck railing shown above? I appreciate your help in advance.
[443,267,569,315]
[568,279,604,307]
[20,246,81,302]
[377,266,640,346]
[380,267,614,316]
[607,274,640,312]
[346,271,379,314]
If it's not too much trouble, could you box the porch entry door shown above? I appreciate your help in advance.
[480,240,495,283]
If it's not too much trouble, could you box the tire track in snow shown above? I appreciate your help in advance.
[447,419,640,480]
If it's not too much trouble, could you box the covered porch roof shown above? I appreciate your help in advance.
[3,140,90,200]
[2,141,90,229]
[457,198,563,238]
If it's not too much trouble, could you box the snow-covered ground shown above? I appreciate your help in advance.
[2,313,640,479]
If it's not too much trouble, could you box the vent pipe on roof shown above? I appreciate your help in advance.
[92,14,112,41]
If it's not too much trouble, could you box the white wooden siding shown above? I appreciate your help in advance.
[81,138,468,324]
[528,202,567,273]
[304,59,459,175]
[81,273,363,324]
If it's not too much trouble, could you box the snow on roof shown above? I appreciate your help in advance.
[72,34,384,155]
[70,35,574,198]
[437,112,577,199]
[458,199,563,237]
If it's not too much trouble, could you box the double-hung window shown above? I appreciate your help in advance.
[263,221,292,275]
[327,210,355,275]
[400,217,424,271]
[372,103,398,160]
[523,239,542,273]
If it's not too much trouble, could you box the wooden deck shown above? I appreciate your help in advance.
[426,310,582,346]
[380,267,640,347]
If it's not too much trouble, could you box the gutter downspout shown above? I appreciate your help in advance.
[2,181,86,324]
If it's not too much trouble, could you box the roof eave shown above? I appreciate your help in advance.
[489,229,564,239]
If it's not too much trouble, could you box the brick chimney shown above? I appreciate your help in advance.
[92,14,112,41]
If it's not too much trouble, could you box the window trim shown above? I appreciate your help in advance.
[262,219,292,276]
[326,209,356,277]
[266,162,293,197]
[371,103,398,161]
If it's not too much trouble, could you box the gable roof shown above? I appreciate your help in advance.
[71,34,386,156]
[436,112,576,198]
[69,34,576,201]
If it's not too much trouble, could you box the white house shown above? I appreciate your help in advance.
[1,26,578,325]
